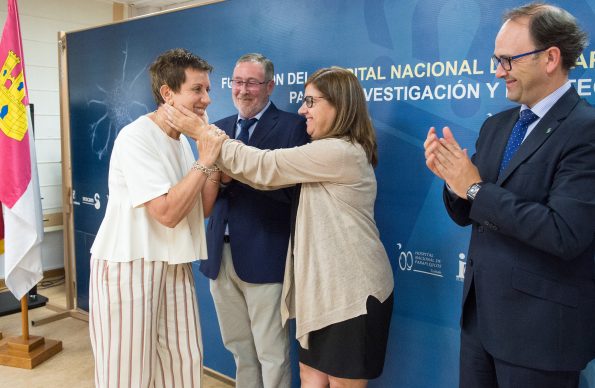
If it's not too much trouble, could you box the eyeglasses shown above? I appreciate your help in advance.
[303,95,327,108]
[491,48,546,71]
[231,79,269,89]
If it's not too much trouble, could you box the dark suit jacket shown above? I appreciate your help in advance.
[444,87,595,371]
[200,102,308,283]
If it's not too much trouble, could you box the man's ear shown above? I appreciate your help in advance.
[266,79,275,96]
[159,84,174,104]
[545,46,562,75]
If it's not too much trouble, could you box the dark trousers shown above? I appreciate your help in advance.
[459,284,580,388]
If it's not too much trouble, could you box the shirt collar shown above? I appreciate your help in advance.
[520,81,571,118]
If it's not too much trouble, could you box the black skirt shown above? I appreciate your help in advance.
[298,292,394,380]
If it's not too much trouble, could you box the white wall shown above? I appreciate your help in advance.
[128,0,212,17]
[0,0,114,277]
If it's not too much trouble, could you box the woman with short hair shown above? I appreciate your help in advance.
[89,48,225,388]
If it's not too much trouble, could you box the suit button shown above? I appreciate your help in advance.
[468,258,474,266]
[486,221,498,231]
[478,226,484,233]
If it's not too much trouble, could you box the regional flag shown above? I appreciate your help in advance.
[0,0,44,299]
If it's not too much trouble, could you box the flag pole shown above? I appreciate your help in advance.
[20,296,28,340]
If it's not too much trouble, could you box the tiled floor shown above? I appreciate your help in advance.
[0,282,234,387]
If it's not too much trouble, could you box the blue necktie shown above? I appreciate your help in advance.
[237,118,258,144]
[499,109,538,175]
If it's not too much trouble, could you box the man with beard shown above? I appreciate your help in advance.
[201,53,308,388]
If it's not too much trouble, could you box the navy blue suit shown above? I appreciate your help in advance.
[445,87,595,374]
[201,102,308,283]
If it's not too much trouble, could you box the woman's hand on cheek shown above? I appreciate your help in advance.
[164,104,208,140]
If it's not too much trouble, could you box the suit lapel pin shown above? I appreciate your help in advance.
[545,128,552,134]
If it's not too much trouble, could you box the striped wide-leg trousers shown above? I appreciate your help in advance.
[89,258,203,388]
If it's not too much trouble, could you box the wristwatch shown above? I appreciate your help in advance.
[466,182,482,202]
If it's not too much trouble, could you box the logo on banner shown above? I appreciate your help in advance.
[397,244,413,271]
[72,189,80,206]
[396,243,443,278]
[82,193,101,210]
[456,253,466,282]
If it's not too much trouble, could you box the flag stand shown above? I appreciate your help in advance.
[29,257,88,326]
[0,296,62,368]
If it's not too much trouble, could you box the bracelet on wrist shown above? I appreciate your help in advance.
[191,161,220,177]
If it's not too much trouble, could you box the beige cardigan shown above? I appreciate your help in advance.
[218,137,394,348]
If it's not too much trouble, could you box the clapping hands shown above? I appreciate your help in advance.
[424,126,481,198]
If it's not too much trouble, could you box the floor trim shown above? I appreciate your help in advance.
[204,366,235,386]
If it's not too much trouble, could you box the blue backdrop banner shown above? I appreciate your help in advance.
[65,1,595,386]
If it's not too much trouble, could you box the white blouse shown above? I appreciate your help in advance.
[91,115,207,263]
